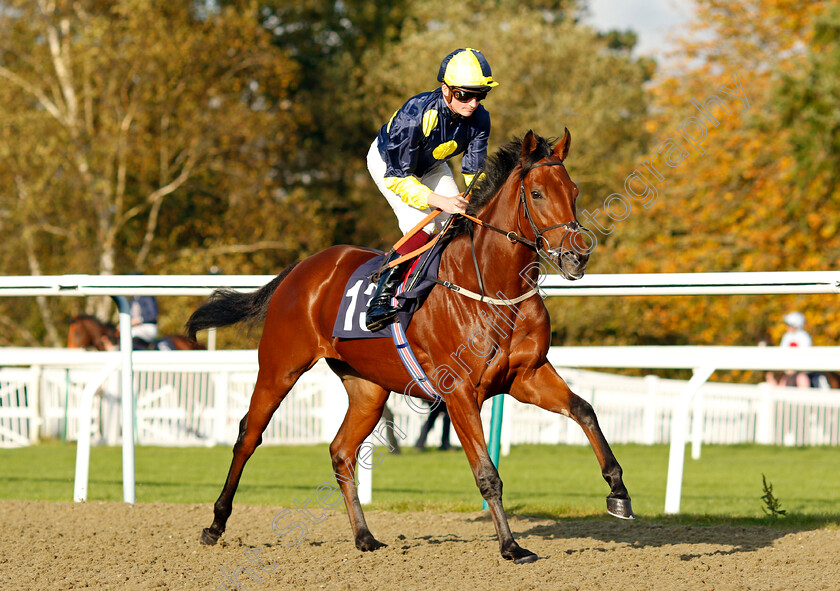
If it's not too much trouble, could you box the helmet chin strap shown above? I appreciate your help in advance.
[441,85,466,120]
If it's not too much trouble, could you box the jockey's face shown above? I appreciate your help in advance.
[442,84,481,118]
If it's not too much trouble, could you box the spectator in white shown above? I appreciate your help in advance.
[129,295,159,350]
[779,311,812,347]
[778,311,812,388]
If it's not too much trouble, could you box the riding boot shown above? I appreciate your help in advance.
[365,253,412,332]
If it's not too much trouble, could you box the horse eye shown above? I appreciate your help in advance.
[530,190,543,200]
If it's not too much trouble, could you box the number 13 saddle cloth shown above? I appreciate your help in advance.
[332,246,444,340]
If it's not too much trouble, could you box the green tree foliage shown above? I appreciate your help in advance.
[323,0,651,248]
[777,3,840,202]
[0,0,323,343]
[251,0,413,248]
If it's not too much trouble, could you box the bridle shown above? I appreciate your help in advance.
[408,153,595,303]
[462,159,593,257]
[428,157,593,301]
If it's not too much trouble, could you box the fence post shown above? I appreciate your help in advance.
[488,394,505,467]
[104,371,121,445]
[664,365,715,514]
[30,365,42,444]
[62,368,70,442]
[112,296,136,504]
[214,370,229,445]
[74,359,121,502]
[755,383,774,444]
[483,394,506,510]
[691,389,704,460]
[320,365,347,443]
[500,394,512,457]
[643,375,659,444]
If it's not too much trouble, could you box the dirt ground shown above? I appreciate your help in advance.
[1,500,839,590]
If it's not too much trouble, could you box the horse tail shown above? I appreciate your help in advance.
[185,261,301,340]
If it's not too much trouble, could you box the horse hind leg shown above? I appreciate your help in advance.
[200,368,301,545]
[326,366,392,552]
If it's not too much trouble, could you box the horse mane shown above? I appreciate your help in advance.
[450,133,556,237]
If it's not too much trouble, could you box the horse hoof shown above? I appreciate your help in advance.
[200,528,221,545]
[356,533,387,552]
[514,551,539,564]
[503,543,538,564]
[607,497,635,520]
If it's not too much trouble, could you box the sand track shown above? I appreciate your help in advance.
[2,500,838,590]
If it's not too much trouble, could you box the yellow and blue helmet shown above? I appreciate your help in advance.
[437,48,499,91]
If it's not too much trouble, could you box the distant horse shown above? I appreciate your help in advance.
[67,314,203,351]
[186,130,634,563]
[67,315,118,350]
[823,372,840,388]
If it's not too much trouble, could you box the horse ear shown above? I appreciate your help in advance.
[553,127,571,161]
[521,130,538,158]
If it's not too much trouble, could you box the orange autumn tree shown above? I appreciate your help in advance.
[547,1,839,374]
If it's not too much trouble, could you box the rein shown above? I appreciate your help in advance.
[385,168,486,270]
[383,156,591,306]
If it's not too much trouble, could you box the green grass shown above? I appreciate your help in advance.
[3,441,840,528]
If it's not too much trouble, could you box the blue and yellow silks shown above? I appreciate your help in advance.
[377,87,490,209]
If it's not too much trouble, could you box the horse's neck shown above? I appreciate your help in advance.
[441,182,537,299]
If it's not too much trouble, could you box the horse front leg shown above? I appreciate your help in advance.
[446,397,538,564]
[511,362,635,519]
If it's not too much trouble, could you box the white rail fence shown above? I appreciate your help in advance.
[1,271,838,511]
[3,348,839,450]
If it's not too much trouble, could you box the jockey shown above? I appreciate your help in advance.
[129,294,159,350]
[365,48,498,332]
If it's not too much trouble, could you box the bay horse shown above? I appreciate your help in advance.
[67,315,118,350]
[186,130,634,563]
[67,315,204,351]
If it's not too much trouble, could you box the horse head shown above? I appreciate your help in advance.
[516,128,589,280]
[462,129,590,283]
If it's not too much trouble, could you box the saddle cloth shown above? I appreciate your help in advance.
[332,246,443,340]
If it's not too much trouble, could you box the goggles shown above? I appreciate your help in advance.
[450,86,488,103]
